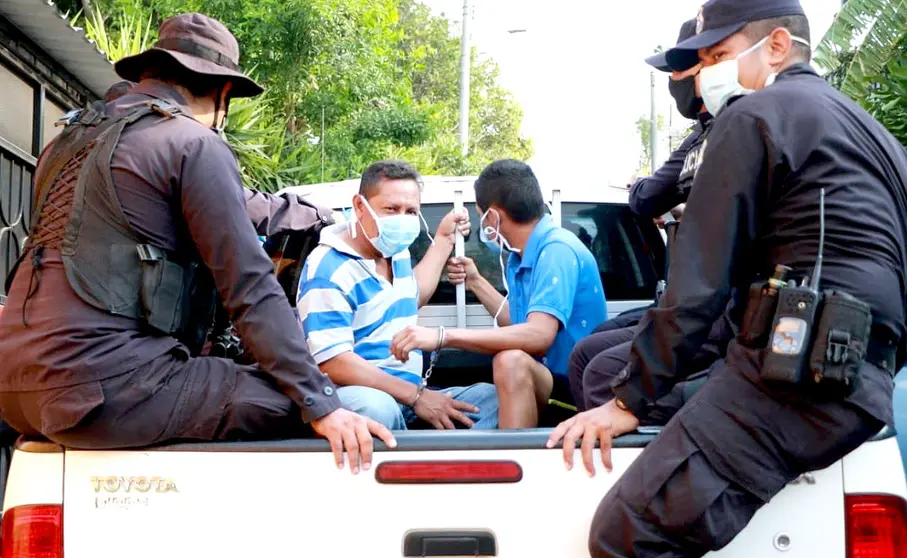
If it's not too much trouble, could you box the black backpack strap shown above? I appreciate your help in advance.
[31,100,184,229]
[11,100,184,294]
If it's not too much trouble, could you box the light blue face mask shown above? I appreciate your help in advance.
[480,230,503,255]
[355,195,421,258]
[479,208,520,255]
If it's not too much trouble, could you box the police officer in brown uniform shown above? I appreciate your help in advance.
[0,13,394,473]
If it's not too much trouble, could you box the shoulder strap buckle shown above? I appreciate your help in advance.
[77,107,106,127]
[137,244,167,262]
[55,109,82,128]
[147,100,180,119]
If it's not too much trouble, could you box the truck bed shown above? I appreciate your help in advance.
[7,427,905,558]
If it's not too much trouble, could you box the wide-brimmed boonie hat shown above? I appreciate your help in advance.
[114,13,264,98]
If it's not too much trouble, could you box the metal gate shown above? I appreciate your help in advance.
[0,139,33,297]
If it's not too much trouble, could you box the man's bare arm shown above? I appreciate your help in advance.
[471,273,511,326]
[445,312,558,356]
[320,352,419,405]
[413,235,455,307]
[414,210,470,307]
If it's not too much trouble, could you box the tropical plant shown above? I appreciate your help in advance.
[76,8,154,62]
[815,0,907,145]
[76,0,533,190]
[814,0,907,101]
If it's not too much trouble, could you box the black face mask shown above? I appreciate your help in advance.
[668,76,703,120]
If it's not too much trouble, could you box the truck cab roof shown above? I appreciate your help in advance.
[277,176,631,207]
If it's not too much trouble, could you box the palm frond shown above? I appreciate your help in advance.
[76,9,155,61]
[816,0,907,101]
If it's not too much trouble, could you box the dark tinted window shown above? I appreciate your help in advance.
[560,202,665,301]
[411,202,665,304]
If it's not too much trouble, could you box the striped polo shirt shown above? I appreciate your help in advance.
[296,223,423,385]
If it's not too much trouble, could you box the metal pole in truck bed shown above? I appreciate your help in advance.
[454,189,466,328]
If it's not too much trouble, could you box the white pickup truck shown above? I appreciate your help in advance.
[2,179,906,558]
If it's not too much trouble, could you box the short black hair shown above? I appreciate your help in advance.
[474,159,546,224]
[139,52,230,98]
[743,15,811,62]
[359,160,422,197]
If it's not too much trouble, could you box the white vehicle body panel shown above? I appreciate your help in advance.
[52,437,889,558]
[3,450,63,509]
[842,436,907,497]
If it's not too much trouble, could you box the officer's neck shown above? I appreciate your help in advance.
[168,83,218,128]
[773,56,808,79]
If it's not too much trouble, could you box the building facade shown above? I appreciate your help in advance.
[0,0,116,297]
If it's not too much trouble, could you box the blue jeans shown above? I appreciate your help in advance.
[337,384,499,430]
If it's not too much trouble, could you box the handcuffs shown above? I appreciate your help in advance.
[409,326,446,408]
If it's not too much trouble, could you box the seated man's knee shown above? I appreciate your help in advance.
[493,350,535,394]
[337,386,405,430]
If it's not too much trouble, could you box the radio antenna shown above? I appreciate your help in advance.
[810,188,826,292]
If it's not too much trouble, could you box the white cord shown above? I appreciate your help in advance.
[419,211,434,245]
[493,247,509,328]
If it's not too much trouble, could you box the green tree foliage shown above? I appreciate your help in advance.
[816,0,907,145]
[634,114,666,175]
[74,0,532,190]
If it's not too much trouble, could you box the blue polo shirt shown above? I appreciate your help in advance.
[506,215,607,376]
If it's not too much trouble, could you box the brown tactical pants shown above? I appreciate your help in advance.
[0,350,308,448]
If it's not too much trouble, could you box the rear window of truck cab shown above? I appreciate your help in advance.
[409,202,666,304]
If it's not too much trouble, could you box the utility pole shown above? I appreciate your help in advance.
[321,106,326,182]
[649,70,658,172]
[458,0,471,157]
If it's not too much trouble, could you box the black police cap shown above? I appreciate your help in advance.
[664,0,806,71]
[645,19,698,73]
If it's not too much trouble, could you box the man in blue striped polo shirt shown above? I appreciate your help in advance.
[297,161,498,430]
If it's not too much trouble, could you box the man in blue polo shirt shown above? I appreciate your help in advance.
[391,160,606,428]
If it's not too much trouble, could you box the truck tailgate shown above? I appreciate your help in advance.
[62,430,846,558]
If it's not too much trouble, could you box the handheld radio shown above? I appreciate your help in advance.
[761,189,826,386]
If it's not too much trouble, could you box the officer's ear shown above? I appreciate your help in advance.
[766,28,794,65]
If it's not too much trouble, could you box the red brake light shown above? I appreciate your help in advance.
[1,504,63,558]
[846,494,907,558]
[375,460,523,484]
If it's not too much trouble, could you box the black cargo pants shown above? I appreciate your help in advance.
[589,342,887,557]
[0,349,308,448]
[568,326,708,419]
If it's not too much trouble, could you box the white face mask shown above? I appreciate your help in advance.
[700,33,810,115]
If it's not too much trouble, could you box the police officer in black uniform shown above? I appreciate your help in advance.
[593,19,712,336]
[568,19,731,415]
[549,0,907,555]
[629,18,712,219]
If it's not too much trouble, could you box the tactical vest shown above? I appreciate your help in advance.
[676,117,715,200]
[9,99,216,354]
